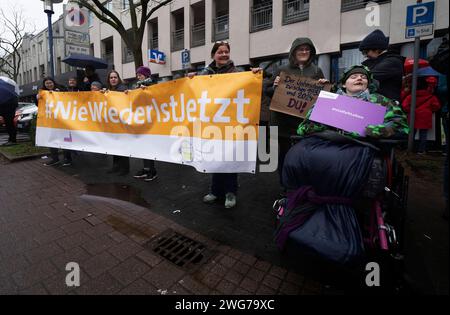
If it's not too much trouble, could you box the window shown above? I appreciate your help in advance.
[148,19,158,50]
[89,11,94,27]
[171,9,184,52]
[282,0,309,25]
[191,1,205,47]
[250,0,273,33]
[102,0,113,20]
[122,0,129,10]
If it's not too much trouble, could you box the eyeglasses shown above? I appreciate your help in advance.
[215,41,229,44]
[296,48,311,53]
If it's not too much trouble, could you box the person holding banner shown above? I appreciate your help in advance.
[103,70,130,175]
[131,66,159,182]
[266,37,328,192]
[37,77,74,166]
[187,41,240,208]
[81,66,102,91]
[189,41,261,208]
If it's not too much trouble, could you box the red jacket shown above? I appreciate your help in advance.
[402,90,441,129]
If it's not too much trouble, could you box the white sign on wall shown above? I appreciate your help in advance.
[66,44,90,56]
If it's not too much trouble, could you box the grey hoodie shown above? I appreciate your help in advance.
[267,37,325,139]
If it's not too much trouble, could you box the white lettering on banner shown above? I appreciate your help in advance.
[44,90,251,126]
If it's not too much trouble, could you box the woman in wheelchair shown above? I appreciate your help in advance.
[275,65,409,265]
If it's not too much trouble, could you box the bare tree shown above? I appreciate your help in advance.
[0,6,30,82]
[70,0,173,68]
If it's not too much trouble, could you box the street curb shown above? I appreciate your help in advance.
[0,148,50,162]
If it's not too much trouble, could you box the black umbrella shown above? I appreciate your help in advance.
[62,53,108,69]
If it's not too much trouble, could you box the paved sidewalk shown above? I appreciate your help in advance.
[0,157,325,295]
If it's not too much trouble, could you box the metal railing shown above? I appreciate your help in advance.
[171,29,184,52]
[213,15,229,42]
[191,22,205,47]
[250,3,272,33]
[341,0,368,11]
[282,0,309,25]
[341,0,390,12]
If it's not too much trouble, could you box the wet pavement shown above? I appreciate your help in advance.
[0,144,448,295]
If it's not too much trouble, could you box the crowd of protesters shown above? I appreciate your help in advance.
[30,29,448,219]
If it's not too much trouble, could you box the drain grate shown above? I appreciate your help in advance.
[145,229,213,270]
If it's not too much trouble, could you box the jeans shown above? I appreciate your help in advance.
[211,173,238,198]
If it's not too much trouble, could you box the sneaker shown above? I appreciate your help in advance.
[203,193,218,204]
[43,159,60,166]
[225,193,236,208]
[134,169,150,179]
[144,172,158,181]
[62,159,72,166]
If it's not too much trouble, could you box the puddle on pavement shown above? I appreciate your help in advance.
[106,215,157,239]
[85,183,157,238]
[86,183,151,208]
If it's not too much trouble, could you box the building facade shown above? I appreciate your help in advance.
[3,0,448,99]
[88,0,448,82]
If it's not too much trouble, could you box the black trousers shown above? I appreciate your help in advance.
[143,159,156,173]
[112,155,129,172]
[50,148,72,161]
[211,173,238,198]
[0,109,17,142]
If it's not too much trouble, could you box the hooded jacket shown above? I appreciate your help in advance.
[362,51,405,102]
[268,38,325,139]
[402,89,441,129]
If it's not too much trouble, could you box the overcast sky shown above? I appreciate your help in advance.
[1,0,67,35]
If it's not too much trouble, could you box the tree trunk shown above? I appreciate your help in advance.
[133,48,144,69]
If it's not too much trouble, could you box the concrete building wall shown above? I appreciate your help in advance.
[11,0,449,93]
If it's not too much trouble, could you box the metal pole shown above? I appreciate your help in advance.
[46,11,55,78]
[407,0,423,152]
[407,37,421,152]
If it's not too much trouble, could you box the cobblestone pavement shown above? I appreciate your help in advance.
[0,155,329,295]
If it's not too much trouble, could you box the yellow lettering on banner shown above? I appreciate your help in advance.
[37,72,262,141]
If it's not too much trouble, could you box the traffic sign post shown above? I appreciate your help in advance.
[406,1,435,152]
[181,49,191,73]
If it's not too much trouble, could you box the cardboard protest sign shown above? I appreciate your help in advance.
[309,91,387,137]
[269,72,332,118]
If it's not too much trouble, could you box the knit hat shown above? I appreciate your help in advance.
[136,66,151,78]
[359,29,389,51]
[90,81,103,89]
[341,65,373,85]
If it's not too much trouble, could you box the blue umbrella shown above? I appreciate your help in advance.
[0,76,19,105]
[62,53,108,69]
[417,66,441,77]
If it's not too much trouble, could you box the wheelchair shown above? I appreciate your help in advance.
[273,133,409,293]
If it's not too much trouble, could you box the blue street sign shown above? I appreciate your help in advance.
[181,49,190,69]
[406,2,434,27]
[148,49,166,65]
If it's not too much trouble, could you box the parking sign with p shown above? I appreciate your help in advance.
[406,1,435,39]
